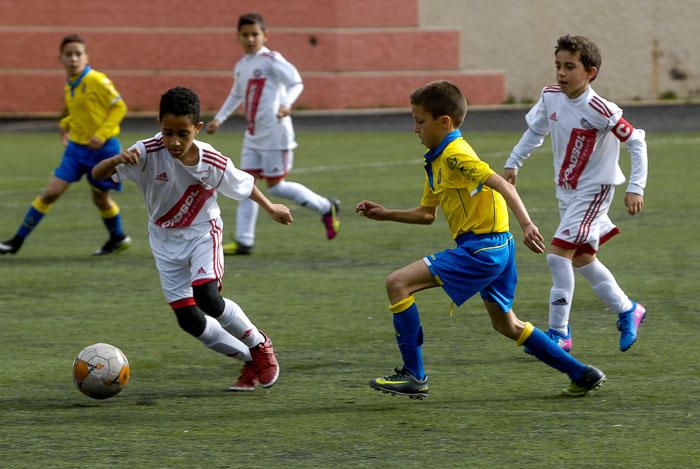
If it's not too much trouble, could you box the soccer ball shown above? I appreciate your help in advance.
[72,343,130,399]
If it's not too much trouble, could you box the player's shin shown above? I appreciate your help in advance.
[517,322,586,382]
[391,296,426,380]
[17,196,52,238]
[217,298,264,348]
[547,254,575,332]
[198,316,252,361]
[99,202,125,238]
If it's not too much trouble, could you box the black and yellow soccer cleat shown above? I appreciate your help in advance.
[93,234,131,256]
[369,367,429,399]
[222,241,253,255]
[562,365,606,397]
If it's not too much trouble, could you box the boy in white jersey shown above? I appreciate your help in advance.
[207,12,340,255]
[503,35,648,353]
[92,87,293,391]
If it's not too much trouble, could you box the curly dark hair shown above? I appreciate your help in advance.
[410,80,468,127]
[159,86,200,122]
[556,35,602,80]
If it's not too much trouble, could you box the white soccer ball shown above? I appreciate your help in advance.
[72,343,130,399]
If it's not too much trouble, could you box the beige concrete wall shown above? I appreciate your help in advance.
[420,0,700,102]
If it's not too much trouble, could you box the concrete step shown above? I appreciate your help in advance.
[0,29,461,72]
[0,0,418,28]
[0,70,505,113]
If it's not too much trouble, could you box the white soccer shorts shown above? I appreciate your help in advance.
[553,184,617,253]
[148,218,224,303]
[240,147,294,179]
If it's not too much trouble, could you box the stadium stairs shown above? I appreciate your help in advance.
[0,0,505,115]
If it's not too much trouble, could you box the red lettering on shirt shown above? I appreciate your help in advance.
[559,128,597,189]
[155,184,214,228]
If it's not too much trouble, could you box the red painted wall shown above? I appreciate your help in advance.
[0,0,504,114]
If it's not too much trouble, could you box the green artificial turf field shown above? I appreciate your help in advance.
[0,130,698,467]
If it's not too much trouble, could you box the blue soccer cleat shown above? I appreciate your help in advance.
[617,302,647,352]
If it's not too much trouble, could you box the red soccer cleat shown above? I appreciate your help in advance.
[229,361,257,392]
[250,334,279,388]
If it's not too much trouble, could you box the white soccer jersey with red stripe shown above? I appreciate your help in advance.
[114,133,254,228]
[214,46,303,150]
[511,86,646,191]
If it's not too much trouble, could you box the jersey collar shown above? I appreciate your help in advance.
[67,66,91,97]
[423,129,462,190]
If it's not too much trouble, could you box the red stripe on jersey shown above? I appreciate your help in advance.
[244,78,266,135]
[202,156,227,172]
[154,184,215,228]
[202,149,228,168]
[589,96,612,117]
[559,128,597,189]
[611,117,635,142]
[144,136,163,147]
[146,145,165,154]
[202,149,226,163]
[144,141,164,153]
[543,86,561,93]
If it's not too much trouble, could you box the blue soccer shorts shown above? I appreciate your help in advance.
[423,231,517,313]
[54,137,122,192]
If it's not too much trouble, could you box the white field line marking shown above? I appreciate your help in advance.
[292,151,512,174]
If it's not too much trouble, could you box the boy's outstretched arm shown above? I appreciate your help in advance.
[485,173,546,254]
[502,128,547,186]
[355,200,436,224]
[92,149,140,180]
[249,185,293,225]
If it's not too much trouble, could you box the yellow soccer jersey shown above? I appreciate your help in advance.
[420,137,509,239]
[59,67,126,145]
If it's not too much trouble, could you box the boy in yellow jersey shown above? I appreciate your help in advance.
[356,80,605,399]
[0,34,130,256]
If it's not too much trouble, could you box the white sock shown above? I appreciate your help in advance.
[217,298,264,348]
[576,259,633,314]
[197,315,251,362]
[268,180,330,214]
[235,197,259,246]
[547,254,575,334]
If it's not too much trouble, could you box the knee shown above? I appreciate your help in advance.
[192,281,225,317]
[173,305,206,337]
[91,190,111,208]
[489,311,522,340]
[384,271,405,298]
[39,190,60,205]
[572,253,596,269]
